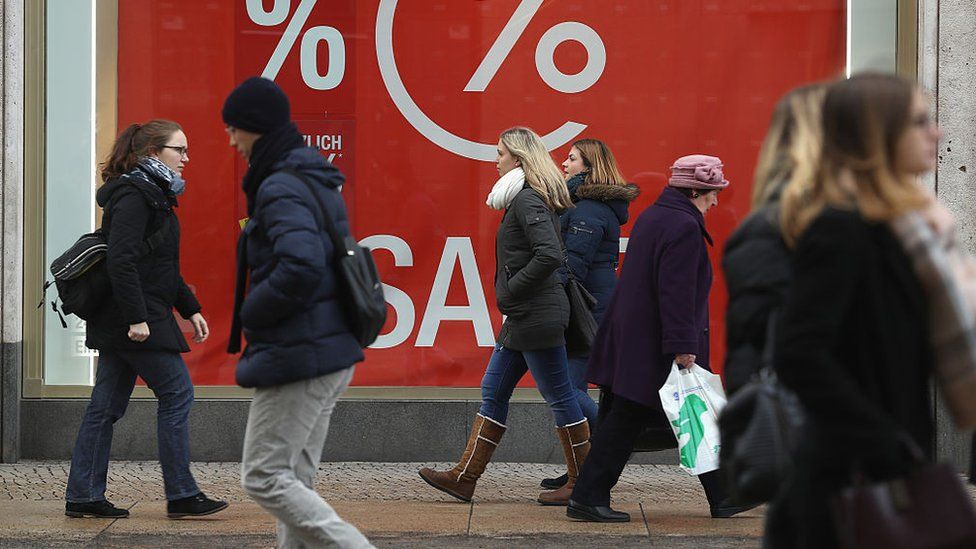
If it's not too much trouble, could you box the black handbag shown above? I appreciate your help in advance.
[565,275,598,356]
[558,235,598,356]
[832,438,976,549]
[718,311,805,505]
[286,169,387,348]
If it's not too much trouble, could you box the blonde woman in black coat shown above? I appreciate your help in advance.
[420,127,589,507]
[768,73,942,548]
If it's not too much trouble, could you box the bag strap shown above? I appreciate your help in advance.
[101,191,174,258]
[761,309,780,372]
[141,213,173,256]
[282,168,346,255]
[553,215,578,283]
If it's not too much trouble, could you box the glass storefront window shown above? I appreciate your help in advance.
[28,1,908,393]
[43,0,98,385]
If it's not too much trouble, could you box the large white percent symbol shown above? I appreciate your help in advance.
[246,0,345,90]
[376,0,606,162]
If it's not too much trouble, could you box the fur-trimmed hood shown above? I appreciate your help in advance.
[567,173,641,225]
[575,182,641,203]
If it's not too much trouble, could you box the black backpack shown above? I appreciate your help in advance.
[42,216,171,326]
[284,169,387,347]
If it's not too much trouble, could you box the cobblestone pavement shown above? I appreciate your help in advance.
[0,461,708,505]
[0,461,971,548]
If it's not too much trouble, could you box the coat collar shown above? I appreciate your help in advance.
[654,186,713,246]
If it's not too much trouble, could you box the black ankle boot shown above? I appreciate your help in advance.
[566,499,630,522]
[166,493,229,519]
[65,500,129,518]
[540,472,569,490]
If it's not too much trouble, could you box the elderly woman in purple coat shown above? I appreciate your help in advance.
[567,155,754,522]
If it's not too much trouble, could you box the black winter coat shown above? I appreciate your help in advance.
[559,175,640,325]
[235,148,364,388]
[85,170,200,352]
[721,203,791,394]
[494,185,569,351]
[768,208,933,548]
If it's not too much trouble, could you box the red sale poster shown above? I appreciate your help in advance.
[117,0,845,387]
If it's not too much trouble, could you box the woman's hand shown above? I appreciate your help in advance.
[190,313,209,343]
[128,322,150,342]
[675,354,697,368]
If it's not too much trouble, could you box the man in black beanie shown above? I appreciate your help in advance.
[223,76,373,548]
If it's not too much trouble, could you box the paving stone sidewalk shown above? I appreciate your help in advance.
[2,461,968,548]
[0,461,705,504]
[0,461,770,547]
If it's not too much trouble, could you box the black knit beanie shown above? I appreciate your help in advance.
[221,77,291,134]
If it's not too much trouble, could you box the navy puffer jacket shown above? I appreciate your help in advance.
[236,147,364,387]
[560,174,640,323]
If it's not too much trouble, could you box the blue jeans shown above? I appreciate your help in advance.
[66,349,199,503]
[479,344,584,427]
[568,356,598,424]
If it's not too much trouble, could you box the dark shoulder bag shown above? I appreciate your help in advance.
[285,169,387,348]
[718,310,805,506]
[557,227,598,356]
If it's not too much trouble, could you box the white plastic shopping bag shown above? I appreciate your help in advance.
[658,362,728,475]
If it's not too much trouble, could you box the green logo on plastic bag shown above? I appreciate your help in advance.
[671,393,709,468]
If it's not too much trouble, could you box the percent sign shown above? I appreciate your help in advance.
[465,0,606,94]
[376,0,602,161]
[246,0,345,90]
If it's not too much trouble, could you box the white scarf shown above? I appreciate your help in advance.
[486,167,525,210]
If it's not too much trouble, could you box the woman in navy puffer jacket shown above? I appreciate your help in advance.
[540,139,639,489]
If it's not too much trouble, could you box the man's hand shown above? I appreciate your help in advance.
[675,354,697,368]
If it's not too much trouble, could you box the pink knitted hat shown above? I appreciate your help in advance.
[668,154,730,190]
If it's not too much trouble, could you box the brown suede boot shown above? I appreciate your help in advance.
[538,419,590,506]
[418,414,506,502]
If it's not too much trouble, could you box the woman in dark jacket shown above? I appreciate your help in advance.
[539,139,639,491]
[722,84,825,395]
[420,127,590,507]
[569,155,746,523]
[767,73,942,547]
[66,120,226,519]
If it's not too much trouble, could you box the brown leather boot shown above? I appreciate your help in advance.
[538,419,590,506]
[418,414,506,502]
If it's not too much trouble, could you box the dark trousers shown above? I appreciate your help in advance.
[66,349,199,502]
[572,392,726,507]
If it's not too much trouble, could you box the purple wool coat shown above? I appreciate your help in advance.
[586,186,714,409]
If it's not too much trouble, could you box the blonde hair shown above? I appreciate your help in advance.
[780,73,929,245]
[500,127,573,211]
[751,84,826,210]
[571,139,626,187]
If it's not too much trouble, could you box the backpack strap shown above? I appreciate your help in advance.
[141,212,173,256]
[281,168,347,256]
[102,185,175,258]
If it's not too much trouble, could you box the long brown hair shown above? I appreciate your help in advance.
[101,119,182,182]
[500,127,573,211]
[571,139,626,187]
[751,83,826,210]
[780,73,929,245]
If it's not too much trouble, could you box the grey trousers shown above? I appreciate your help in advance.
[241,367,373,549]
